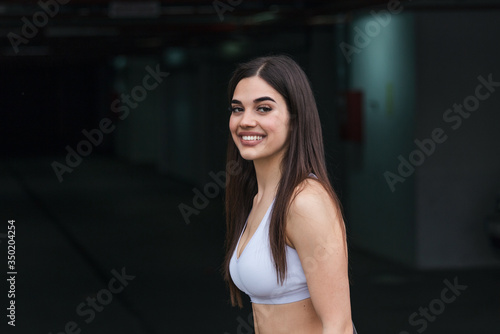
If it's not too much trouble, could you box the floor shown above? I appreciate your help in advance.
[1,156,499,334]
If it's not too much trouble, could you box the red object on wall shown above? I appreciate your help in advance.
[340,91,363,143]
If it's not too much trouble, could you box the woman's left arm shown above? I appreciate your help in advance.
[287,180,353,334]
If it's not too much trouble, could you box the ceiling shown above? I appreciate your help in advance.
[1,0,500,58]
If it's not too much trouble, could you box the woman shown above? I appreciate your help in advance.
[223,55,355,334]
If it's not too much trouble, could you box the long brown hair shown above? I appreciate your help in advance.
[222,55,344,307]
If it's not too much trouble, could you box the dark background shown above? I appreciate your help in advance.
[1,0,499,333]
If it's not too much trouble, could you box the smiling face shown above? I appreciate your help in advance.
[229,76,290,164]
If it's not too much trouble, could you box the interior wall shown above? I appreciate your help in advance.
[345,13,417,265]
[113,56,163,164]
[161,66,201,183]
[159,48,233,186]
[307,27,343,192]
[414,11,500,268]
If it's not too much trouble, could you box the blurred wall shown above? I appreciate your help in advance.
[159,48,234,185]
[113,56,163,164]
[346,13,417,265]
[344,9,500,269]
[307,27,344,193]
[414,11,500,268]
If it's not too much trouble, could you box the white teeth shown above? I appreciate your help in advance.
[242,135,263,141]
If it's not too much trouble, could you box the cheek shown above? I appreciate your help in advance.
[229,116,237,132]
[268,117,289,138]
[229,117,240,142]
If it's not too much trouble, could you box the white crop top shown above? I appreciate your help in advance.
[229,199,311,304]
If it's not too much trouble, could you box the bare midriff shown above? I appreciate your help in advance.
[252,298,323,334]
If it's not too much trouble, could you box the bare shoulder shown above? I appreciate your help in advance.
[289,178,339,220]
[286,178,343,248]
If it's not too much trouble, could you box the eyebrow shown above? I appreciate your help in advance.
[231,96,276,105]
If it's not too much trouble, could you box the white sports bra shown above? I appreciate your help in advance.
[229,199,310,304]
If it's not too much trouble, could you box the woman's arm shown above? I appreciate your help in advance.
[286,179,353,334]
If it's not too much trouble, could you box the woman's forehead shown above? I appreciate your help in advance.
[233,77,282,102]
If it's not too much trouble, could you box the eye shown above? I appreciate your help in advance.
[230,106,244,113]
[257,105,272,113]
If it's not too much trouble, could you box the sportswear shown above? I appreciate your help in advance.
[229,199,310,304]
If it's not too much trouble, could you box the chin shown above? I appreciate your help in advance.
[236,147,263,161]
[238,152,260,161]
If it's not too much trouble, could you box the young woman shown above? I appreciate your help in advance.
[223,55,356,334]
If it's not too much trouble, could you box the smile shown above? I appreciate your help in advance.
[238,134,266,147]
[242,135,263,141]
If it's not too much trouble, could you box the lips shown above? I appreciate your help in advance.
[238,132,266,146]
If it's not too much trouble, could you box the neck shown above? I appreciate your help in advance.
[252,152,283,204]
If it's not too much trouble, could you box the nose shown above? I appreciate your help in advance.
[239,110,257,128]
